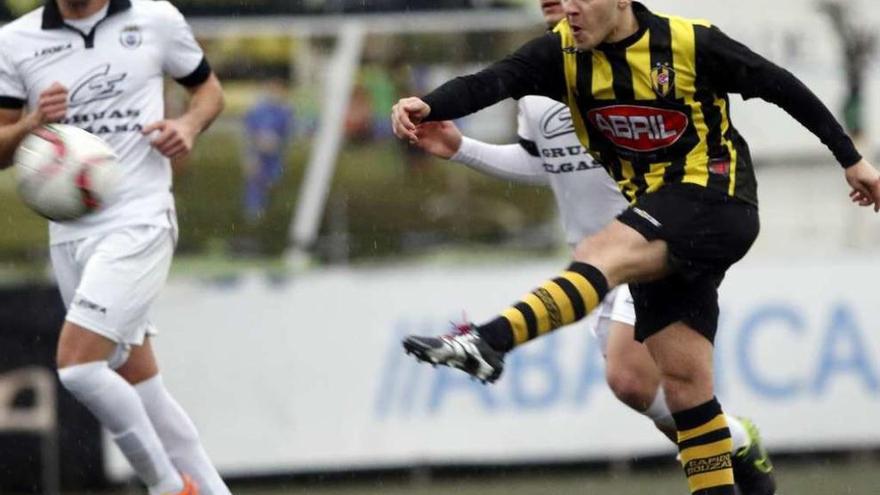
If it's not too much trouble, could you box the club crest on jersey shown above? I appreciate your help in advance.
[119,25,142,49]
[651,63,675,98]
[587,105,688,153]
[708,159,731,176]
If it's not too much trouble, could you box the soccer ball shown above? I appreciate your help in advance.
[14,124,119,221]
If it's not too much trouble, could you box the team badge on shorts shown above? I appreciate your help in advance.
[120,25,142,49]
[651,63,675,99]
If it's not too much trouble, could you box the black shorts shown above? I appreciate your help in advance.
[617,183,760,342]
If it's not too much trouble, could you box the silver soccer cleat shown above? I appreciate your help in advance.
[402,324,505,384]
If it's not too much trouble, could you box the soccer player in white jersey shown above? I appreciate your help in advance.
[0,1,226,494]
[405,1,775,493]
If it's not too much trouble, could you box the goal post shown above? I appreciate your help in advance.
[288,22,365,261]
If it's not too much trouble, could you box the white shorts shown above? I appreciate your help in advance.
[587,284,636,355]
[50,225,175,346]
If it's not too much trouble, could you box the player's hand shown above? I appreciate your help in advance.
[27,82,68,127]
[413,121,462,159]
[844,159,880,212]
[391,97,430,143]
[142,119,197,160]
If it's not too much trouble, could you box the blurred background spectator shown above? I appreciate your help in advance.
[819,0,876,148]
[235,75,295,255]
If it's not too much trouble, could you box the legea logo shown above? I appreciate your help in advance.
[69,64,127,108]
[587,105,688,152]
[540,103,575,139]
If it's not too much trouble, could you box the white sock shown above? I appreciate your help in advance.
[643,388,751,453]
[725,414,750,452]
[644,388,676,430]
[135,375,232,495]
[58,362,183,495]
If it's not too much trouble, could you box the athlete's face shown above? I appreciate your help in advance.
[563,0,630,50]
[538,0,566,29]
[60,0,88,7]
[58,0,109,18]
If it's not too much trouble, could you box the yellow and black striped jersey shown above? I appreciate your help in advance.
[423,2,861,206]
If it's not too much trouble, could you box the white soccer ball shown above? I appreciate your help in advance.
[14,124,119,221]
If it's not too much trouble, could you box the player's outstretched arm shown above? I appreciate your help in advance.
[0,82,68,169]
[390,32,565,138]
[411,121,459,158]
[698,26,879,209]
[700,26,862,168]
[143,73,224,161]
[415,121,548,186]
[845,159,880,212]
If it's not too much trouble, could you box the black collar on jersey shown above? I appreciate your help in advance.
[597,1,652,51]
[42,0,132,30]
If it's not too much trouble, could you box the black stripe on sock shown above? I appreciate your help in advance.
[476,317,514,352]
[566,262,609,300]
[673,397,723,431]
[514,302,539,341]
[695,486,736,495]
[678,427,732,451]
[552,277,586,320]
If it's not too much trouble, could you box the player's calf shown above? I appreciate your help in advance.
[136,374,233,495]
[58,361,187,495]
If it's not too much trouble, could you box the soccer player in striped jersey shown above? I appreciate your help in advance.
[392,1,880,494]
[409,2,774,492]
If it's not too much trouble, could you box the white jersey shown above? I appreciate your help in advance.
[0,0,208,244]
[516,96,628,245]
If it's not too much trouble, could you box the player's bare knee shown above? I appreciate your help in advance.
[56,322,117,369]
[117,364,159,386]
[659,366,714,407]
[57,361,109,398]
[56,339,97,369]
[55,351,79,370]
[574,230,612,258]
[573,234,626,285]
[606,368,655,411]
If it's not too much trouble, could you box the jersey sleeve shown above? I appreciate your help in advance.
[156,1,211,87]
[423,33,566,122]
[452,137,549,186]
[696,25,861,168]
[0,42,26,109]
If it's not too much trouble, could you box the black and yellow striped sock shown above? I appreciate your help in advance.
[475,262,608,352]
[674,398,735,494]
